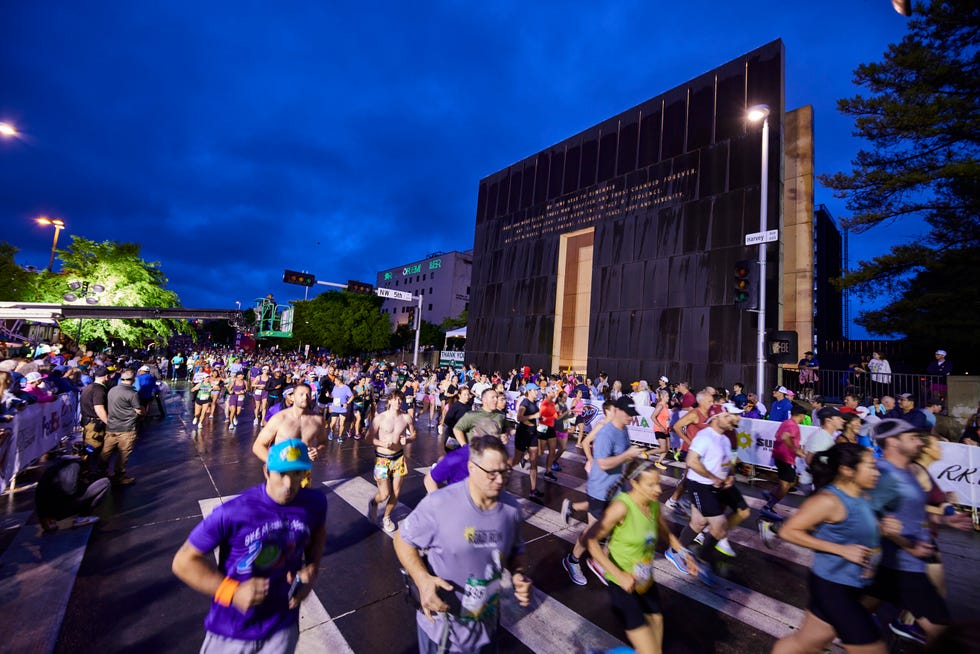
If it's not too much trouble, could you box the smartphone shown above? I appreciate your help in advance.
[288,574,308,601]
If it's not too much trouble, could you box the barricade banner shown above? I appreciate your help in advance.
[929,443,979,510]
[0,393,76,493]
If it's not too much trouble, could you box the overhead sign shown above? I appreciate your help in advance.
[376,287,414,301]
[744,229,779,246]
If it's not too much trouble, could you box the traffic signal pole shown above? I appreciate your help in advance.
[756,114,769,400]
[412,292,422,367]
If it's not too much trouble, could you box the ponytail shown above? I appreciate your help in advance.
[605,457,659,502]
[810,442,867,490]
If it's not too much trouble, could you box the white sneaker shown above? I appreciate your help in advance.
[560,498,572,526]
[715,537,736,557]
[694,531,706,546]
[253,418,259,425]
[233,418,238,426]
[382,517,396,533]
[192,418,198,426]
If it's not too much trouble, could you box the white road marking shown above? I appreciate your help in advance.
[325,476,626,653]
[198,495,354,654]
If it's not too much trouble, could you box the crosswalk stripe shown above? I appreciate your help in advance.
[197,496,354,654]
[325,476,627,653]
[509,462,813,567]
[498,493,840,648]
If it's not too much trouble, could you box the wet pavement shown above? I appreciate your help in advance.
[2,384,978,654]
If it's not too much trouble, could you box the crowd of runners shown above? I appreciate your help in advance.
[4,342,975,653]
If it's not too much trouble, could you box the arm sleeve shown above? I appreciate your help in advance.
[187,507,226,555]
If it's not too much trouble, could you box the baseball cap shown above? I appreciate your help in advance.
[898,393,915,401]
[524,383,540,391]
[283,386,295,397]
[926,397,943,407]
[91,366,108,377]
[855,406,871,418]
[266,439,312,473]
[870,418,929,441]
[139,365,150,372]
[817,407,843,422]
[720,402,744,414]
[776,386,790,395]
[659,376,669,383]
[25,371,45,384]
[785,389,796,398]
[613,395,639,416]
[936,350,947,356]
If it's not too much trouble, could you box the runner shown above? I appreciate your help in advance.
[171,439,327,654]
[351,375,372,439]
[251,366,271,426]
[563,396,643,586]
[665,388,716,513]
[328,373,353,442]
[453,389,507,446]
[394,435,532,654]
[584,459,695,654]
[191,370,217,428]
[772,443,897,654]
[225,370,248,430]
[208,368,224,422]
[367,390,416,533]
[760,405,808,520]
[511,383,544,501]
[252,384,325,472]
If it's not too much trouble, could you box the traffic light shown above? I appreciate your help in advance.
[733,259,759,310]
[407,308,416,329]
[283,270,315,287]
[347,280,374,295]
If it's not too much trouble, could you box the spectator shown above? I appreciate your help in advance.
[21,371,55,403]
[896,393,929,430]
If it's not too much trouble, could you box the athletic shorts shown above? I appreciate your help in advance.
[867,567,950,625]
[226,395,244,408]
[588,497,609,522]
[514,427,539,452]
[329,410,348,419]
[687,480,747,518]
[608,581,662,631]
[374,452,407,480]
[195,397,211,406]
[555,431,569,440]
[808,573,879,645]
[775,459,797,484]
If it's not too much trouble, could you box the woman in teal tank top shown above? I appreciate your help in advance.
[773,443,903,654]
[584,459,694,654]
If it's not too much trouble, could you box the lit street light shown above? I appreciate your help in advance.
[747,104,770,399]
[0,122,17,138]
[36,216,66,272]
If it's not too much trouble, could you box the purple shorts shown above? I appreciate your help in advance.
[227,394,245,408]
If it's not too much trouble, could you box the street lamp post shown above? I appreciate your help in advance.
[36,216,66,272]
[747,104,770,399]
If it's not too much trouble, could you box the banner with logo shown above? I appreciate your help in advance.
[0,393,77,493]
[439,350,465,370]
[929,442,979,510]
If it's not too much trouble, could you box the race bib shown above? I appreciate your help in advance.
[536,423,549,433]
[333,397,342,407]
[633,556,655,594]
[460,575,501,622]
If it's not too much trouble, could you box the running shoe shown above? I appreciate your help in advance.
[543,471,558,482]
[551,462,562,472]
[697,565,718,587]
[664,548,690,575]
[253,418,259,425]
[368,497,378,524]
[192,417,198,426]
[762,490,776,506]
[229,423,235,431]
[758,519,778,549]
[654,456,668,471]
[562,555,587,586]
[715,537,736,557]
[71,516,100,528]
[520,456,528,469]
[529,488,544,503]
[889,620,926,644]
[760,506,784,522]
[328,432,334,441]
[693,531,705,546]
[382,517,397,533]
[586,558,608,586]
[233,418,238,426]
[354,432,363,440]
[560,498,572,526]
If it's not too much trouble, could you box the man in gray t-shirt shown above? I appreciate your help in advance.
[395,436,531,653]
[102,370,143,485]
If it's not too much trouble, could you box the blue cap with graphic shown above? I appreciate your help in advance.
[267,439,312,472]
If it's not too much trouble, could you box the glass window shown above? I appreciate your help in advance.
[428,304,433,311]
[422,274,426,281]
[429,287,433,294]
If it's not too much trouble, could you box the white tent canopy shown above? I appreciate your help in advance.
[445,327,466,339]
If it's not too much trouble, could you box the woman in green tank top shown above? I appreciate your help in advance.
[584,459,695,654]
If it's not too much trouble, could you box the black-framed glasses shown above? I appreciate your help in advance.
[471,460,512,481]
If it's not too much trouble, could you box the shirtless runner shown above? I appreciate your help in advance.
[251,384,325,487]
[367,390,416,533]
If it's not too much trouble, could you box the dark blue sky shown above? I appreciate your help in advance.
[1,2,914,337]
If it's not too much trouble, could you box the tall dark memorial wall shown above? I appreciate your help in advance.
[469,41,784,385]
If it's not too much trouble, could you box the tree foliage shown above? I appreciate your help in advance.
[819,0,980,365]
[1,237,191,346]
[287,291,390,356]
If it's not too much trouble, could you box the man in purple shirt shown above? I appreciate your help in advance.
[423,444,471,492]
[172,439,327,652]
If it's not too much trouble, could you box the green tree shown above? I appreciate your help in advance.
[820,0,980,367]
[30,237,191,346]
[440,309,468,331]
[287,291,390,356]
[418,320,446,349]
[0,242,39,301]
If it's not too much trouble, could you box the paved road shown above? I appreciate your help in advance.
[2,385,978,653]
